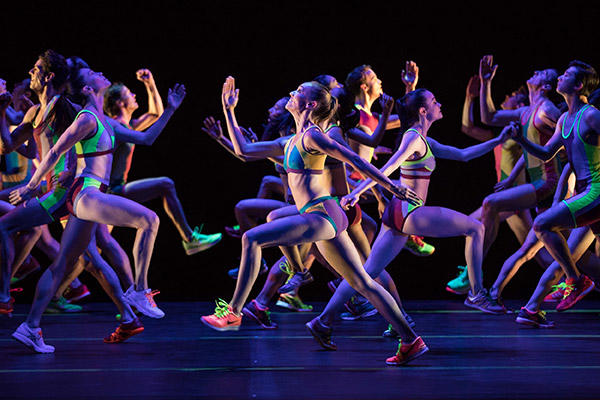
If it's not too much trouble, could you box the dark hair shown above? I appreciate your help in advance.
[513,85,529,106]
[67,56,89,70]
[395,88,429,128]
[588,87,600,108]
[306,81,338,126]
[38,49,69,90]
[568,60,599,97]
[67,67,89,105]
[262,97,295,140]
[332,86,359,132]
[344,65,371,98]
[103,83,126,117]
[313,74,337,90]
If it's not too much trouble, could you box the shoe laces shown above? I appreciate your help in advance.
[411,235,425,246]
[551,281,567,292]
[9,287,23,293]
[562,282,576,299]
[455,265,467,277]
[145,290,160,308]
[279,260,293,276]
[213,298,232,318]
[191,224,205,241]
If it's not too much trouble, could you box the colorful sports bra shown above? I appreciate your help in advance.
[520,102,556,181]
[400,128,436,180]
[283,124,327,175]
[74,110,115,158]
[355,103,379,134]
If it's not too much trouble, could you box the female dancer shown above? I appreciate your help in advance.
[202,77,428,366]
[10,65,185,352]
[307,88,509,344]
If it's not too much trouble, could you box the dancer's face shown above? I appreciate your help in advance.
[501,91,524,110]
[557,66,580,96]
[80,68,111,93]
[119,86,139,112]
[0,78,6,94]
[362,68,382,99]
[29,59,46,93]
[286,83,311,113]
[527,69,553,88]
[422,90,443,122]
[268,97,288,122]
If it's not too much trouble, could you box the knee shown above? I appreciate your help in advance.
[532,216,550,236]
[466,219,485,239]
[141,211,160,233]
[158,177,176,194]
[261,175,277,187]
[235,199,250,214]
[266,209,279,223]
[241,230,260,252]
[482,194,501,215]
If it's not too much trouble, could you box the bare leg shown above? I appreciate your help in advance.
[95,224,134,287]
[234,198,288,233]
[256,175,284,199]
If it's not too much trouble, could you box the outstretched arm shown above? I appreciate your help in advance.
[221,76,286,158]
[112,83,185,145]
[305,128,420,205]
[130,69,165,131]
[478,55,524,126]
[511,115,564,161]
[201,116,265,162]
[428,124,510,162]
[0,93,34,154]
[462,75,495,141]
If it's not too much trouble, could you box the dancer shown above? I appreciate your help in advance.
[9,64,186,353]
[509,60,599,312]
[103,70,221,255]
[202,77,428,366]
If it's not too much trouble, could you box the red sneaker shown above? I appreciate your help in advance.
[386,336,429,366]
[556,275,595,312]
[544,281,567,302]
[104,317,144,343]
[201,299,242,331]
[0,300,13,315]
[63,284,91,303]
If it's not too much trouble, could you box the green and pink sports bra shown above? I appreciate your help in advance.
[400,128,436,180]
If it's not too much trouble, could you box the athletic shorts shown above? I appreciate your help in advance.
[563,179,600,234]
[299,196,348,237]
[381,197,422,233]
[67,176,108,216]
[344,203,362,227]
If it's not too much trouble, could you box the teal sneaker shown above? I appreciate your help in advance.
[183,225,222,255]
[446,265,470,295]
[46,297,83,313]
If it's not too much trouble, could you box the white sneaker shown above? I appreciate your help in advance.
[12,322,55,353]
[124,286,165,319]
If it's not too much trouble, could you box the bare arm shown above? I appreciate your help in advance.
[494,155,526,192]
[553,162,572,205]
[0,94,35,154]
[130,69,165,131]
[512,116,565,161]
[346,93,395,147]
[112,83,185,145]
[201,116,265,162]
[462,75,495,141]
[428,125,508,162]
[478,55,524,126]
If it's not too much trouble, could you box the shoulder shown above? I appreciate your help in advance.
[73,111,98,131]
[22,104,40,123]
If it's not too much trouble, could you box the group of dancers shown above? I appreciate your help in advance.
[2,51,600,367]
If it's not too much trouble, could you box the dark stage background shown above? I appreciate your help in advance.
[1,1,599,302]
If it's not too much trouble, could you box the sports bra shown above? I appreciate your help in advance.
[283,124,328,175]
[400,128,436,180]
[74,110,115,158]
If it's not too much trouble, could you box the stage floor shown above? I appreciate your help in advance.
[1,299,600,399]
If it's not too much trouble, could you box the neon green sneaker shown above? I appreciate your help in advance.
[276,292,313,312]
[446,265,470,295]
[183,225,222,255]
[46,296,83,313]
[404,235,435,256]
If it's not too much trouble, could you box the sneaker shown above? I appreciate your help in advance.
[46,296,83,313]
[104,317,144,343]
[464,289,506,314]
[327,278,342,293]
[12,322,55,353]
[182,225,222,255]
[242,300,277,329]
[383,312,416,338]
[63,284,91,303]
[278,270,314,294]
[556,275,595,312]
[341,296,378,321]
[0,300,13,315]
[123,286,165,319]
[544,281,567,302]
[201,299,242,331]
[224,225,241,238]
[515,307,555,328]
[228,258,268,279]
[385,336,429,366]
[276,292,313,312]
[306,317,336,350]
[446,265,470,294]
[404,235,435,256]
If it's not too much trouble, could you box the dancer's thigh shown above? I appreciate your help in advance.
[121,177,172,203]
[403,206,479,238]
[74,189,154,229]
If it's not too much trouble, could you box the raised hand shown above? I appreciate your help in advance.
[136,69,154,84]
[201,116,224,140]
[222,76,239,110]
[340,192,360,209]
[466,75,480,98]
[402,60,419,89]
[167,83,186,110]
[240,126,258,142]
[0,91,12,111]
[378,93,395,116]
[479,55,498,83]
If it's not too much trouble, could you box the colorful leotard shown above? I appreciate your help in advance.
[495,138,525,183]
[1,151,33,189]
[109,122,135,192]
[520,103,561,209]
[68,110,114,215]
[382,128,432,232]
[284,125,348,235]
[348,104,380,180]
[560,105,600,233]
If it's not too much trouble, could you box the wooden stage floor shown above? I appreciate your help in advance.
[1,299,600,399]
